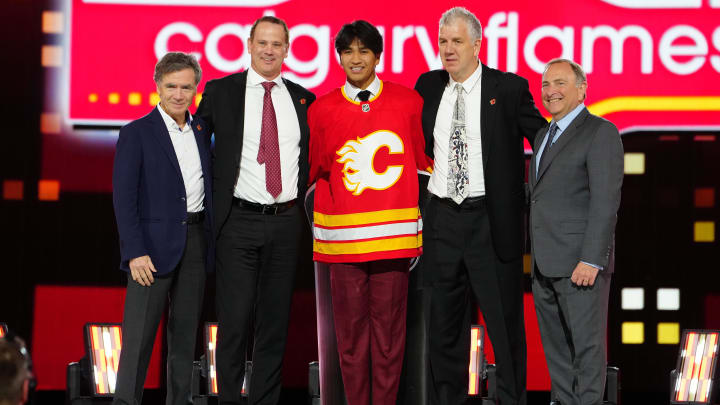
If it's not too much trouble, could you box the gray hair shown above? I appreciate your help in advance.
[544,58,587,86]
[153,52,202,85]
[439,7,482,41]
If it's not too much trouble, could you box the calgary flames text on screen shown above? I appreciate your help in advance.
[66,0,720,129]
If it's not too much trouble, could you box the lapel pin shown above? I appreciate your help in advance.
[490,98,496,105]
[300,98,306,104]
[196,125,202,131]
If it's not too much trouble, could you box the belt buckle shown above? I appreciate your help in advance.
[262,204,278,215]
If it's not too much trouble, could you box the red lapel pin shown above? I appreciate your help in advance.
[196,125,202,130]
[490,98,496,105]
[300,98,306,104]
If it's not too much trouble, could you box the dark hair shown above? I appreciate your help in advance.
[250,16,290,44]
[153,52,202,85]
[334,20,383,56]
[0,339,28,403]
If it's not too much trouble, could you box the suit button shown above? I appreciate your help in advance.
[181,197,186,201]
[181,220,187,225]
[531,200,536,204]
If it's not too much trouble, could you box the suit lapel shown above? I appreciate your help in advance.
[423,74,446,159]
[191,120,210,181]
[536,107,590,183]
[150,107,183,178]
[284,78,308,139]
[480,65,498,170]
[231,71,248,166]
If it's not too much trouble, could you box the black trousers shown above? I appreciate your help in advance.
[113,222,207,405]
[215,203,302,405]
[424,197,527,405]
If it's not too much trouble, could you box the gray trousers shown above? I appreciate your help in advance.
[532,268,611,405]
[113,222,206,405]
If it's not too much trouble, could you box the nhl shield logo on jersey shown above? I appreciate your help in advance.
[336,130,405,196]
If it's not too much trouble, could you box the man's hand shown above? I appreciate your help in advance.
[129,255,157,286]
[570,262,599,287]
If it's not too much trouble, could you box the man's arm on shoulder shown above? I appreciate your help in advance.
[513,75,546,148]
[196,80,215,136]
[581,119,624,268]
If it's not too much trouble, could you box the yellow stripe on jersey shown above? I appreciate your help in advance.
[314,207,420,227]
[314,235,422,255]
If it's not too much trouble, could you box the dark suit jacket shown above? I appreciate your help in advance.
[112,107,214,275]
[529,107,624,277]
[414,65,546,262]
[195,71,315,238]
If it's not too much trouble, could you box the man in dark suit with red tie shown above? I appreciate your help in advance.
[112,52,214,405]
[195,16,315,405]
[414,7,546,405]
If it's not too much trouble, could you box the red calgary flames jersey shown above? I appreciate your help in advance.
[308,81,433,263]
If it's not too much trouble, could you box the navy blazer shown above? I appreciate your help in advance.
[112,106,214,275]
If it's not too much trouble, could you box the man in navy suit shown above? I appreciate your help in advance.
[112,52,213,405]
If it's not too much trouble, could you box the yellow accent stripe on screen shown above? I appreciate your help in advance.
[314,207,419,227]
[314,235,422,255]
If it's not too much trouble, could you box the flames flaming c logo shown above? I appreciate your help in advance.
[336,130,405,196]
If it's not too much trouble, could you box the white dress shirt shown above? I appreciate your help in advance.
[235,66,301,204]
[157,103,204,213]
[343,75,382,101]
[428,62,485,199]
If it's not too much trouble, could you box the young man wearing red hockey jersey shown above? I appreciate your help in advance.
[308,20,432,405]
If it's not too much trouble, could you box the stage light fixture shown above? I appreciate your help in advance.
[204,322,249,397]
[0,322,7,337]
[84,323,122,396]
[671,329,719,404]
[468,324,485,396]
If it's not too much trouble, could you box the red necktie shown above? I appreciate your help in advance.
[257,81,282,199]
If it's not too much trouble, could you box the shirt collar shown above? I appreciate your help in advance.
[552,103,586,133]
[157,102,192,132]
[344,75,381,101]
[247,66,284,89]
[448,61,482,94]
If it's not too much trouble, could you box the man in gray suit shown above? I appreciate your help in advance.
[529,59,623,405]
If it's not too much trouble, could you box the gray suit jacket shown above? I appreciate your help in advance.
[529,107,624,277]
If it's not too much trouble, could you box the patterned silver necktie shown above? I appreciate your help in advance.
[448,83,469,204]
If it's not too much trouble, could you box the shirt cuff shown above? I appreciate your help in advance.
[581,261,603,271]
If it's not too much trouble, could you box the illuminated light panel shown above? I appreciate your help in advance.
[3,180,23,200]
[672,330,719,404]
[523,254,531,274]
[128,92,142,106]
[205,323,218,395]
[38,180,60,201]
[0,323,7,337]
[622,322,644,344]
[660,135,680,141]
[149,92,160,106]
[195,94,202,108]
[694,135,716,142]
[41,45,63,67]
[659,323,681,345]
[88,93,98,103]
[468,325,484,396]
[658,288,681,311]
[695,188,715,208]
[85,323,122,396]
[624,153,645,175]
[108,93,120,104]
[621,287,644,310]
[694,221,715,243]
[42,11,64,34]
[40,112,61,134]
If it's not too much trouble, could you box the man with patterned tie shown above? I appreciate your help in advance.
[530,59,623,405]
[308,20,432,405]
[414,7,545,405]
[195,16,315,405]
